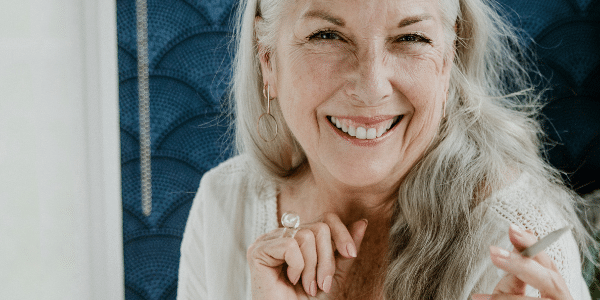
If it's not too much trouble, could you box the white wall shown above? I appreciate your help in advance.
[0,0,123,299]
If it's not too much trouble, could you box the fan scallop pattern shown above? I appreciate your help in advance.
[117,0,236,298]
[498,0,600,194]
[118,0,599,299]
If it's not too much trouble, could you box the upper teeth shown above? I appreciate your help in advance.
[329,116,399,140]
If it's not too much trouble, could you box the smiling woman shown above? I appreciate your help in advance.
[176,0,596,299]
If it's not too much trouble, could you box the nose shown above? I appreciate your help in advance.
[345,46,394,106]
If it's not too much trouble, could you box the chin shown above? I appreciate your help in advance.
[329,159,399,189]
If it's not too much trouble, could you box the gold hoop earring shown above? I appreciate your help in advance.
[442,99,446,119]
[257,83,278,142]
[443,91,448,119]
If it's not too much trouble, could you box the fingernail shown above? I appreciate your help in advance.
[471,294,491,300]
[293,274,301,285]
[323,275,333,293]
[362,218,369,228]
[496,268,506,279]
[510,223,524,237]
[490,245,510,263]
[347,243,357,258]
[310,280,317,296]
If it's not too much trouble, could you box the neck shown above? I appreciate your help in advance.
[278,162,398,227]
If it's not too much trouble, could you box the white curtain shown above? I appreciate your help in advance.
[0,0,123,299]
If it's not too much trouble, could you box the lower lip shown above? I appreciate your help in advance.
[327,117,401,146]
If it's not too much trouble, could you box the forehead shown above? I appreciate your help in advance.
[288,0,441,27]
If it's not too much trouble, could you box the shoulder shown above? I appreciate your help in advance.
[197,154,272,204]
[485,172,572,233]
[179,154,268,299]
[194,154,263,215]
[199,154,252,190]
[191,154,279,243]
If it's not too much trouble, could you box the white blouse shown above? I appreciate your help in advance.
[176,155,590,299]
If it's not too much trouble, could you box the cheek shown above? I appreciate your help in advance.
[394,56,446,143]
[399,57,444,104]
[286,48,353,94]
[278,49,352,125]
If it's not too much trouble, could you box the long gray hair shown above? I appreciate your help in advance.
[230,0,596,298]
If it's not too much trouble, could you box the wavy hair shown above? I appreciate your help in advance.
[230,0,595,298]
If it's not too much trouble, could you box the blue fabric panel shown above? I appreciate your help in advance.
[123,232,181,300]
[119,74,222,148]
[499,0,600,194]
[117,0,237,298]
[154,30,233,105]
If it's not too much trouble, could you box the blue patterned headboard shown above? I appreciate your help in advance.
[498,0,600,195]
[117,0,237,298]
[117,0,599,299]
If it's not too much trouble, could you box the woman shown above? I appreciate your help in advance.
[177,0,595,298]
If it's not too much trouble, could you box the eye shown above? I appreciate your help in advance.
[394,33,432,44]
[308,30,343,41]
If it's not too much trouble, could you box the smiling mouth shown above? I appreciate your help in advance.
[327,115,402,140]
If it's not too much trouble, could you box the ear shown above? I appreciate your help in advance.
[255,16,278,98]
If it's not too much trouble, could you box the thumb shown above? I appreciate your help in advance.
[492,272,527,295]
[349,219,368,250]
[335,219,368,273]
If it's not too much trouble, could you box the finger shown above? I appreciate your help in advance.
[508,224,536,252]
[310,222,336,293]
[248,237,305,285]
[489,246,570,299]
[508,224,558,272]
[492,273,526,295]
[335,219,368,274]
[349,219,368,250]
[256,228,289,242]
[254,230,280,242]
[294,228,318,296]
[472,293,550,300]
[322,213,357,258]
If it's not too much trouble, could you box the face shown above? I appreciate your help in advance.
[259,0,454,190]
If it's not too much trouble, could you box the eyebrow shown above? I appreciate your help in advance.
[301,9,433,29]
[301,10,345,26]
[397,14,433,28]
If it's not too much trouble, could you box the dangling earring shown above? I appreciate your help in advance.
[257,83,278,142]
[443,91,448,119]
[442,99,446,119]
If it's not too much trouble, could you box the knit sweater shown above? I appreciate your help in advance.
[177,155,590,299]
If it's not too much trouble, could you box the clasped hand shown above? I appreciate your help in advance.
[247,213,367,299]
